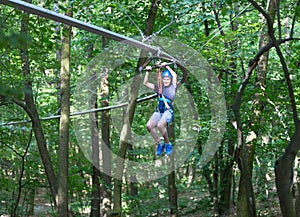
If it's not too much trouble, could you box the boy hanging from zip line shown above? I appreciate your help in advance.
[143,62,177,156]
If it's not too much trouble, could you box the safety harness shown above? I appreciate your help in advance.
[156,68,173,112]
[140,56,177,113]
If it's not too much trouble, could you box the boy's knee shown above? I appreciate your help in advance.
[146,122,152,132]
[157,122,165,130]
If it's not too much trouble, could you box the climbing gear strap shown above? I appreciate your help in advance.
[159,95,171,110]
[156,68,162,95]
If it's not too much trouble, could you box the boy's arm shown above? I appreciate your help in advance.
[166,65,177,88]
[143,67,155,90]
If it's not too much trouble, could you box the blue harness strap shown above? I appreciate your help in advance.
[158,97,172,104]
[157,94,173,113]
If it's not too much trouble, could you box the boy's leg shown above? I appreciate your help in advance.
[147,112,166,156]
[157,109,173,142]
[157,110,174,155]
[146,112,161,143]
[157,119,169,143]
[146,112,165,156]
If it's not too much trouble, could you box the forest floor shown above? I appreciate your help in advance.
[28,189,282,217]
[4,182,283,217]
[174,181,282,217]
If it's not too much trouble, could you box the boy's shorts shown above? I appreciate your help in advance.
[149,109,174,125]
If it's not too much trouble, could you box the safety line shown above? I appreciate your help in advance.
[0,94,157,126]
[0,0,182,66]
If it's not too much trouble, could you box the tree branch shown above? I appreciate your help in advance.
[274,46,299,124]
[251,38,297,65]
[249,0,299,124]
[290,0,300,38]
[276,0,282,39]
[13,129,33,217]
[248,0,276,42]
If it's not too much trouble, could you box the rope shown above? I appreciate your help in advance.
[117,2,145,40]
[0,93,157,126]
[156,67,162,94]
[143,3,198,42]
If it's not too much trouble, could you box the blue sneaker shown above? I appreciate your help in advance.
[156,143,165,156]
[165,143,173,156]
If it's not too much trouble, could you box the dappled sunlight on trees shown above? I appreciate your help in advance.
[0,0,300,216]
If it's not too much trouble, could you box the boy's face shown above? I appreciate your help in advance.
[162,77,172,86]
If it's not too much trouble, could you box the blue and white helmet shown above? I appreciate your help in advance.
[162,69,173,78]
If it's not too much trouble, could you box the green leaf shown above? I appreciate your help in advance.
[0,85,24,100]
[0,32,8,49]
[296,5,300,20]
[226,0,233,7]
[221,7,228,16]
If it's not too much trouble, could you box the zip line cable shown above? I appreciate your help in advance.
[0,94,157,126]
[0,0,182,65]
[0,0,189,126]
[0,0,189,80]
[0,0,251,126]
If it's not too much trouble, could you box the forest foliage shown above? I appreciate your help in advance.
[0,0,300,216]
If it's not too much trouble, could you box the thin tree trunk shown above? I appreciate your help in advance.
[295,180,300,216]
[211,4,238,214]
[236,1,276,216]
[20,0,58,206]
[58,6,72,217]
[167,122,177,217]
[273,27,300,217]
[219,139,234,214]
[111,1,160,216]
[241,0,275,212]
[101,36,112,217]
[275,126,300,217]
[233,62,257,217]
[246,1,300,216]
[26,188,35,216]
[220,4,239,214]
[88,39,101,217]
[12,131,32,217]
[89,68,101,217]
[101,73,112,217]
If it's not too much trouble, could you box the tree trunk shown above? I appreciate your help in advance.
[111,1,160,216]
[295,180,300,216]
[20,0,58,206]
[275,125,300,217]
[219,139,234,215]
[101,36,112,217]
[211,3,238,214]
[12,130,32,217]
[268,1,300,215]
[167,122,177,217]
[26,188,35,216]
[89,66,101,217]
[236,1,276,216]
[220,4,239,214]
[90,81,101,217]
[273,13,300,217]
[58,6,72,217]
[233,62,257,217]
